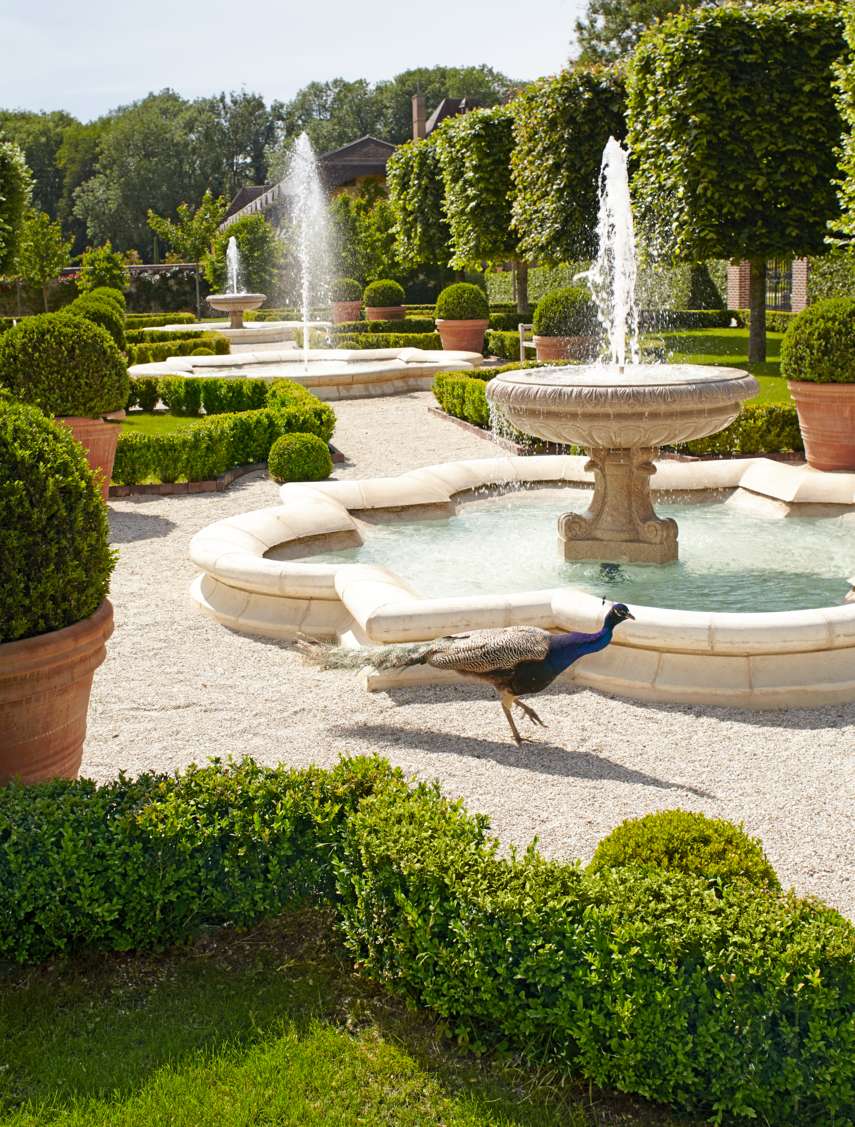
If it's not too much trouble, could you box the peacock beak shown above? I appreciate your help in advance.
[625,611,636,620]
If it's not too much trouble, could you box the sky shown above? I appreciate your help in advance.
[0,0,587,121]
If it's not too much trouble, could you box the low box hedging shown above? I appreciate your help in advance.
[125,312,195,328]
[733,309,798,333]
[335,782,855,1127]
[675,402,804,456]
[485,330,522,361]
[320,318,436,335]
[126,328,209,345]
[127,331,229,366]
[488,312,526,332]
[640,309,736,331]
[1,759,853,1124]
[433,362,548,438]
[114,378,335,482]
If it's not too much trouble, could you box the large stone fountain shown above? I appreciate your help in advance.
[487,363,757,564]
[486,139,757,565]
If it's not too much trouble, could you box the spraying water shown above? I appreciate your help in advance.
[284,133,329,372]
[226,236,241,295]
[577,137,640,369]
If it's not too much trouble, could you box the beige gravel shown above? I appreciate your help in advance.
[86,391,855,921]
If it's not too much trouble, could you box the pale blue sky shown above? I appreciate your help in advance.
[1,0,587,121]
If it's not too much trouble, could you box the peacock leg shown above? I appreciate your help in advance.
[515,699,547,728]
[500,697,524,745]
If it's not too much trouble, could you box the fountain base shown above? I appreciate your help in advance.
[557,447,678,565]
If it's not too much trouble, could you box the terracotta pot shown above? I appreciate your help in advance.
[329,300,363,325]
[787,381,855,471]
[365,305,406,321]
[0,599,113,785]
[435,318,490,354]
[533,335,597,363]
[55,412,124,502]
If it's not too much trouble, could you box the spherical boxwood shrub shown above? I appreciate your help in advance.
[191,347,214,356]
[780,297,855,383]
[533,286,598,337]
[66,294,126,351]
[363,279,405,307]
[88,285,126,311]
[329,277,363,303]
[435,283,489,321]
[0,313,130,418]
[268,432,333,482]
[588,809,780,891]
[0,398,115,643]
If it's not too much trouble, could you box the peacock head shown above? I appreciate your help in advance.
[605,602,635,627]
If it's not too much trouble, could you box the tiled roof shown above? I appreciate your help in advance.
[223,184,270,220]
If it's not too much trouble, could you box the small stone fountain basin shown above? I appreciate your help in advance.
[188,455,855,709]
[486,363,759,449]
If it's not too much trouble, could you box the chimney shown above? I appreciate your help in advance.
[412,93,426,141]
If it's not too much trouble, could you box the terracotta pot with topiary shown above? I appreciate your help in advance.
[363,279,406,321]
[329,277,364,325]
[0,396,116,784]
[781,298,855,471]
[0,313,130,500]
[435,283,490,353]
[532,286,599,362]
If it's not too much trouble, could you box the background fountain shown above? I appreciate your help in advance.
[486,139,758,565]
[206,236,266,329]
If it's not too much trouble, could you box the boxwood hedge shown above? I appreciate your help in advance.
[1,757,852,1126]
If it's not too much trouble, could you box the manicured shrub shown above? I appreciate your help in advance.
[126,376,160,412]
[126,329,208,345]
[329,277,363,302]
[78,242,126,294]
[433,363,553,443]
[588,809,780,891]
[488,312,525,332]
[532,286,597,337]
[125,312,195,328]
[200,376,268,416]
[126,331,229,366]
[66,294,126,351]
[0,756,403,964]
[320,318,436,335]
[267,379,335,443]
[677,402,803,456]
[485,330,521,361]
[268,432,333,482]
[435,282,489,321]
[191,346,214,356]
[299,329,442,351]
[780,297,855,383]
[0,313,129,418]
[363,279,405,307]
[159,375,204,417]
[88,285,126,311]
[0,398,115,642]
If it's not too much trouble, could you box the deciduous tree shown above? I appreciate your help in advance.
[0,140,31,274]
[387,139,451,271]
[16,211,74,312]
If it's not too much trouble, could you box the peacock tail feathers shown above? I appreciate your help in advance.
[295,635,437,672]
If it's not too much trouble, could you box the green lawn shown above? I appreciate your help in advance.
[120,411,197,436]
[661,328,791,405]
[0,911,677,1127]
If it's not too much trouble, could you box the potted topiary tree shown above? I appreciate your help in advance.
[532,286,599,362]
[435,282,490,353]
[363,279,406,321]
[0,395,115,784]
[329,277,364,325]
[0,313,130,500]
[780,297,855,471]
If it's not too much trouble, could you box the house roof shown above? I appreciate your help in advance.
[425,97,484,136]
[315,135,397,189]
[223,184,269,221]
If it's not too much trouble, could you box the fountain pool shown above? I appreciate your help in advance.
[295,490,855,615]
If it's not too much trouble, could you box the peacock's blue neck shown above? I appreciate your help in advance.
[547,624,614,673]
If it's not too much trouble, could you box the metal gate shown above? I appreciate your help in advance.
[766,259,793,311]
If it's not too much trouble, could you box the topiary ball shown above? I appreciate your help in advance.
[268,432,333,482]
[780,297,855,383]
[0,313,130,418]
[191,347,214,356]
[329,277,363,303]
[588,809,780,891]
[0,398,115,642]
[87,286,127,311]
[532,287,597,337]
[66,295,126,351]
[435,283,489,321]
[363,279,405,307]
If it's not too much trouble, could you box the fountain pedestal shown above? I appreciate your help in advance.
[558,446,677,564]
[206,293,265,330]
[486,363,758,565]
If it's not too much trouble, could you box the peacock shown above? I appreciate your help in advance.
[298,602,635,745]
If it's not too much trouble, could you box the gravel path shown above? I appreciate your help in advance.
[87,391,855,921]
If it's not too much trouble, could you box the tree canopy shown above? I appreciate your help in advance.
[15,212,74,312]
[628,1,846,358]
[387,138,451,270]
[572,0,706,64]
[511,66,627,264]
[0,140,31,275]
[148,189,229,264]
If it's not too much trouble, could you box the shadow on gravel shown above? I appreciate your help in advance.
[330,720,714,798]
[107,511,177,542]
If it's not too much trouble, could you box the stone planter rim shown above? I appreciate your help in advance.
[365,304,407,320]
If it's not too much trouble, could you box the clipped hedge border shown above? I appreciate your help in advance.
[125,312,195,328]
[734,309,799,333]
[127,331,229,366]
[114,378,335,484]
[641,309,736,331]
[319,318,436,335]
[0,758,852,1126]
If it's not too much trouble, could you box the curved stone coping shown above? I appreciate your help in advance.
[141,321,331,342]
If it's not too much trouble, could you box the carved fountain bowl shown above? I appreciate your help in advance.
[206,293,266,313]
[485,364,759,449]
